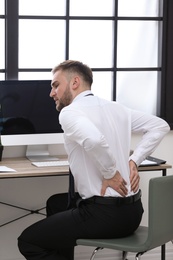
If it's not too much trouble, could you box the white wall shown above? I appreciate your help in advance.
[0,131,172,260]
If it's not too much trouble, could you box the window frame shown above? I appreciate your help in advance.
[160,0,173,129]
[3,0,173,128]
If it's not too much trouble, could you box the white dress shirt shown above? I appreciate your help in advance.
[59,90,170,199]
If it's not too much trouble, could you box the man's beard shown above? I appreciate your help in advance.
[56,85,73,111]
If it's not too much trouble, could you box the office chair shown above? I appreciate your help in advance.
[77,175,173,260]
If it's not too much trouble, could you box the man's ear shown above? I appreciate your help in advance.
[71,76,80,90]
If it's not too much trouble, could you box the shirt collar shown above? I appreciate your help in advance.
[73,90,93,102]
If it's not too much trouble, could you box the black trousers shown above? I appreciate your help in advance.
[18,192,144,260]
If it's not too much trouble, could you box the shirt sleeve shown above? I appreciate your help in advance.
[59,108,117,179]
[129,110,170,166]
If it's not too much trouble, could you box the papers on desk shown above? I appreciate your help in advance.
[0,166,16,172]
[140,159,157,166]
[130,150,166,167]
[140,156,166,167]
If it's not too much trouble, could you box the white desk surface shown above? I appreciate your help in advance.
[0,157,69,178]
[0,157,171,179]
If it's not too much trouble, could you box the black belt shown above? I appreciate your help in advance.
[84,190,141,206]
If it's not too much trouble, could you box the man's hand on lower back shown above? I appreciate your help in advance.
[101,171,128,197]
[129,160,140,192]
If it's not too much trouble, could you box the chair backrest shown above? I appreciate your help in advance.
[146,175,173,250]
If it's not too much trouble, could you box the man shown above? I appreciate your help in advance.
[18,60,170,260]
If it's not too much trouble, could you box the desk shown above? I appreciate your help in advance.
[0,157,69,179]
[0,158,172,260]
[0,158,171,224]
[138,163,172,176]
[0,157,171,178]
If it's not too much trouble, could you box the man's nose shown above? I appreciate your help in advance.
[50,89,54,97]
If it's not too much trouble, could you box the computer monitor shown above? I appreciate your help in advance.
[0,80,64,160]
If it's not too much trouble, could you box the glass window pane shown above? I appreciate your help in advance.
[92,72,112,101]
[19,0,66,16]
[19,72,113,99]
[118,0,160,17]
[116,71,158,115]
[19,20,66,68]
[19,72,52,80]
[69,20,113,68]
[0,0,4,15]
[117,21,158,68]
[0,73,5,80]
[70,0,114,16]
[0,20,4,69]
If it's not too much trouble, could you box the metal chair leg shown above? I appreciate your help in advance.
[135,252,144,260]
[90,247,103,260]
[122,251,128,260]
[135,253,141,260]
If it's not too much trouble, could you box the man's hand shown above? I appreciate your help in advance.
[129,160,140,192]
[101,171,128,197]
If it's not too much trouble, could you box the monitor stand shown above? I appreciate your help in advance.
[26,144,59,162]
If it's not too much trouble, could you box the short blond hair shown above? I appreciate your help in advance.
[52,60,93,87]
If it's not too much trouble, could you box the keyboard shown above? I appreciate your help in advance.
[32,160,69,167]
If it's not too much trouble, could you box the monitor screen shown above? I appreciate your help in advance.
[0,80,64,159]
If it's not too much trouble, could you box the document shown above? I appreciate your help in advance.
[140,156,166,166]
[140,159,158,166]
[0,166,16,172]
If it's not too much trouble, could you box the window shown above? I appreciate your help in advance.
[1,0,173,127]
